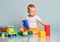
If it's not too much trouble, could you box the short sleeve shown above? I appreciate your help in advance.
[36,15,42,22]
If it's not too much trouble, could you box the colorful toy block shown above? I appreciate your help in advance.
[23,27,27,31]
[23,31,28,35]
[5,32,8,37]
[44,25,50,36]
[28,31,33,35]
[22,20,30,30]
[7,28,15,34]
[0,28,8,32]
[14,34,19,37]
[17,31,23,36]
[10,34,13,38]
[2,33,5,38]
[29,28,41,34]
[20,27,24,31]
[0,32,2,36]
[39,31,46,38]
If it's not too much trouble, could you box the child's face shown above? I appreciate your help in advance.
[29,7,36,16]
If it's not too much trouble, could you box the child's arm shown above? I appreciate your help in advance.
[36,15,47,26]
[39,20,46,26]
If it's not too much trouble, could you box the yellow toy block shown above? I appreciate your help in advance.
[39,31,46,38]
[2,33,5,38]
[23,31,28,35]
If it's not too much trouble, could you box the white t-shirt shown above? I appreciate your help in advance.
[26,15,42,28]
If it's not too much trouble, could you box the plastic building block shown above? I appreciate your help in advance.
[22,20,30,30]
[0,32,2,36]
[5,32,8,37]
[44,25,50,36]
[23,35,28,37]
[10,34,13,38]
[20,27,24,31]
[7,28,15,34]
[14,34,19,37]
[23,27,27,31]
[23,31,28,35]
[0,28,8,32]
[39,31,46,38]
[29,28,41,34]
[2,33,5,38]
[28,31,33,35]
[17,31,23,36]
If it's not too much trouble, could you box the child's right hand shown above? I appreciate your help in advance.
[21,22,23,24]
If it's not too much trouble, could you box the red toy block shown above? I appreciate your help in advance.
[44,25,50,36]
[23,27,27,31]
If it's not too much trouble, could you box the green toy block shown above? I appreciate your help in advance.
[7,27,15,34]
[28,31,33,35]
[17,31,23,36]
[14,34,19,37]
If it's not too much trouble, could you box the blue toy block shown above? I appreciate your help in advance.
[23,34,28,37]
[0,32,2,36]
[22,20,30,30]
[10,34,13,38]
[5,33,8,37]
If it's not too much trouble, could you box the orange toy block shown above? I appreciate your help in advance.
[29,28,41,37]
[20,27,24,31]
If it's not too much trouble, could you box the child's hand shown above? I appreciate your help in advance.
[21,22,23,24]
[44,24,50,25]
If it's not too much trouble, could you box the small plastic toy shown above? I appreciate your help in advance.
[7,27,15,34]
[44,25,50,36]
[0,26,16,38]
[39,31,46,38]
[22,20,30,30]
[2,33,5,38]
[17,31,23,36]
[19,20,33,37]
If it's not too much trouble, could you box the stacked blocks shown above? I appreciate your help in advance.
[22,20,30,30]
[23,27,28,37]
